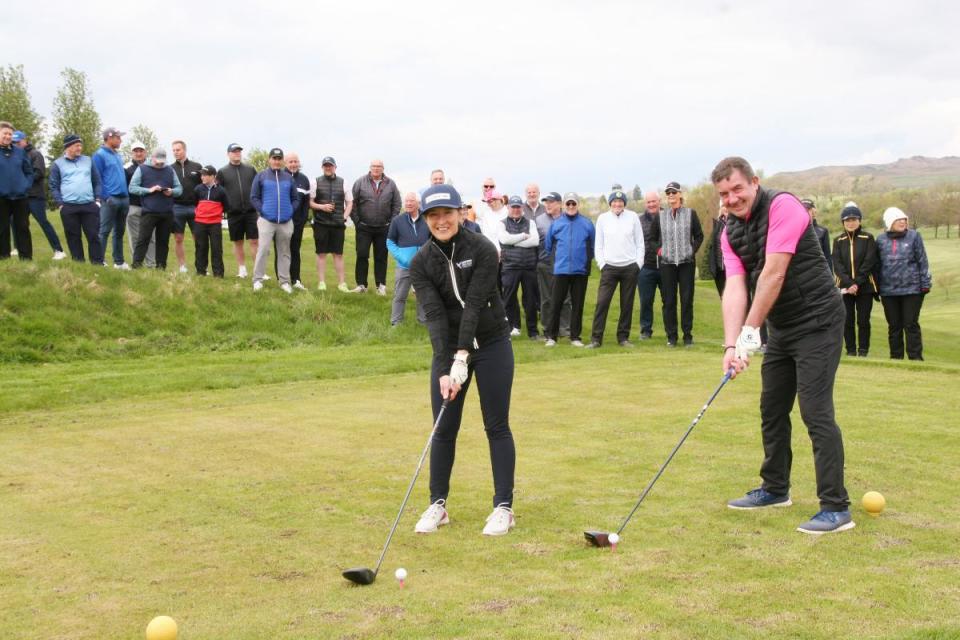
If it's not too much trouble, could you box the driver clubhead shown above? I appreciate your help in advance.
[584,531,612,547]
[342,567,377,585]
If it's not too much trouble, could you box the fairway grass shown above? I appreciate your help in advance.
[2,353,958,639]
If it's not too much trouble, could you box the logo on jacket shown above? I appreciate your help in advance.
[456,259,473,269]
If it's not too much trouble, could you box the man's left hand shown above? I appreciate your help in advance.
[735,325,762,361]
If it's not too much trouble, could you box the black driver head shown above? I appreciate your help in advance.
[342,567,377,585]
[584,531,612,547]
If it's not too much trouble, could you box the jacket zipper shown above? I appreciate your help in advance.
[848,232,856,279]
[235,166,245,208]
[274,170,281,223]
[436,241,480,350]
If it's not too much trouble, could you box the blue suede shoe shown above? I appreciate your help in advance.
[727,488,793,510]
[797,510,856,535]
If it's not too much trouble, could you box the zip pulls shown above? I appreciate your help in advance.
[274,169,281,223]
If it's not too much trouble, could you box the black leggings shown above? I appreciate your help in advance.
[429,336,516,509]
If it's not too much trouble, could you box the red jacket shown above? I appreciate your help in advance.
[194,183,226,224]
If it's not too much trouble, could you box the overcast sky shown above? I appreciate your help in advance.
[7,1,960,200]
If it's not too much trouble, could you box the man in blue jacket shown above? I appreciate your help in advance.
[0,121,34,260]
[386,192,430,325]
[50,134,104,264]
[251,148,300,293]
[93,127,130,269]
[543,192,595,347]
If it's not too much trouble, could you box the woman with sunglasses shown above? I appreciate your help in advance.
[409,184,518,537]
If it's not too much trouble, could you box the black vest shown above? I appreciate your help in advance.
[139,164,176,214]
[500,215,538,271]
[313,174,346,227]
[725,188,840,329]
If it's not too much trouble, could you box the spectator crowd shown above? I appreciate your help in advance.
[0,121,934,359]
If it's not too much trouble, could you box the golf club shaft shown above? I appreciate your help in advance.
[616,370,732,535]
[372,399,449,575]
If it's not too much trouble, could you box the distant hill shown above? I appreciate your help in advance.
[767,156,960,193]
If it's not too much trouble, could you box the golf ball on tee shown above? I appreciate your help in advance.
[395,568,408,581]
[608,533,620,545]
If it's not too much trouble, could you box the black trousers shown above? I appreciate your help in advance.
[194,222,224,277]
[660,261,695,343]
[133,213,173,269]
[881,294,924,360]
[501,268,539,336]
[0,198,31,259]
[759,307,850,511]
[355,225,388,288]
[591,263,639,344]
[538,262,571,337]
[60,203,103,264]
[637,265,661,337]
[842,292,873,355]
[275,217,306,282]
[546,274,588,341]
[430,336,516,509]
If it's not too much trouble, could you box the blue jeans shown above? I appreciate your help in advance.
[23,199,63,253]
[99,195,130,264]
[637,265,661,337]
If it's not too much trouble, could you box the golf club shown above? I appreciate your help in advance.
[585,370,733,547]
[342,399,449,585]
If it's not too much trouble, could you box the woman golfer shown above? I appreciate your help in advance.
[408,184,517,536]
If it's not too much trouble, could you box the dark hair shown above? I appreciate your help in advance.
[172,140,186,149]
[711,156,755,184]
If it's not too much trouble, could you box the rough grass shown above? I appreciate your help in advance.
[0,222,958,638]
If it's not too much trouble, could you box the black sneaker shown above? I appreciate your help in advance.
[666,341,677,348]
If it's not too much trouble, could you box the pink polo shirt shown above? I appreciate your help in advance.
[720,194,809,277]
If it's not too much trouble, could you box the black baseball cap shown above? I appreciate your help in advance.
[799,198,816,210]
[201,165,217,176]
[321,156,336,166]
[541,191,562,202]
[508,196,523,208]
[269,148,284,159]
[665,181,682,193]
[227,143,243,152]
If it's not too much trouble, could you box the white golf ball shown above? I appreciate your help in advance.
[395,568,408,581]
[608,533,620,545]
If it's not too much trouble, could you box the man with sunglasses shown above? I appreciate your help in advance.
[659,181,703,347]
[543,193,595,347]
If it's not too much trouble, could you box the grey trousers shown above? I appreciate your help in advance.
[254,217,293,285]
[392,266,426,325]
[126,205,156,268]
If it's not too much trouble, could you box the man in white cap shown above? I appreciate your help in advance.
[125,141,156,267]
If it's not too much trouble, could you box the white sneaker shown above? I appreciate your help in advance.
[262,274,271,281]
[376,284,387,296]
[179,264,188,273]
[52,251,67,261]
[293,280,306,290]
[509,328,521,337]
[415,499,449,534]
[10,249,18,257]
[253,280,264,292]
[280,283,294,294]
[570,340,585,347]
[113,262,132,271]
[337,282,350,293]
[482,504,515,536]
[349,285,367,293]
[238,265,248,278]
[544,339,556,347]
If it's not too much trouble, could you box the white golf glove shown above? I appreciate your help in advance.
[449,353,469,385]
[735,325,762,360]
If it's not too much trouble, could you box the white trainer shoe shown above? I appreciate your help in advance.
[544,339,557,347]
[415,499,449,534]
[509,328,521,337]
[10,249,18,257]
[52,251,67,260]
[317,281,327,291]
[113,262,132,271]
[482,504,515,536]
[238,265,248,278]
[280,283,294,294]
[179,264,188,273]
[293,280,306,290]
[570,340,585,347]
[337,282,350,293]
[376,284,387,296]
[349,285,367,293]
[253,280,264,292]
[262,273,271,281]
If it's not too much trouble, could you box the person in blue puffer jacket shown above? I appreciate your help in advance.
[876,206,932,361]
[387,191,430,325]
[543,192,595,346]
[250,148,300,292]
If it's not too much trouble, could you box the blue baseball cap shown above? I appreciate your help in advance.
[12,131,26,143]
[420,184,463,214]
[508,195,523,207]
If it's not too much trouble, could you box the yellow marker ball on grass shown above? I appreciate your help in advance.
[862,491,886,517]
[146,615,178,640]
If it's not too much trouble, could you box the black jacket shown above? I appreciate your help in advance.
[813,221,833,271]
[832,227,878,295]
[173,159,203,205]
[639,210,660,268]
[216,162,258,214]
[707,214,727,279]
[24,144,46,199]
[410,227,510,372]
[351,173,402,228]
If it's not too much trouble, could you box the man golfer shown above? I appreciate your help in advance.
[713,156,854,535]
